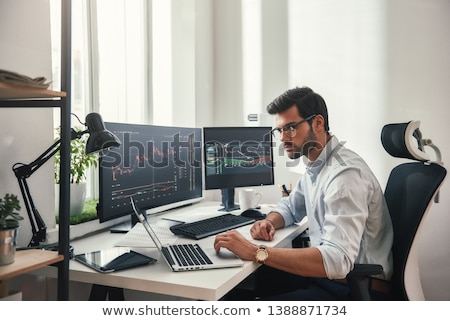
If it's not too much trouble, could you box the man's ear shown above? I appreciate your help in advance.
[312,114,325,132]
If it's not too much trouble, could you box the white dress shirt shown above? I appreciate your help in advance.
[274,136,393,280]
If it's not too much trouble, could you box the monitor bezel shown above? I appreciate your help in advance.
[202,126,275,191]
[97,122,203,224]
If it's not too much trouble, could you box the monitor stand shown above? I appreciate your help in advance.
[219,188,240,212]
[110,213,139,233]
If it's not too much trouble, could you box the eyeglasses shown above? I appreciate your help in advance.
[270,114,316,139]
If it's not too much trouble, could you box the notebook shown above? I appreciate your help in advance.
[130,197,244,272]
[113,220,178,248]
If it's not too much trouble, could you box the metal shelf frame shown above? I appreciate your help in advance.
[0,0,72,300]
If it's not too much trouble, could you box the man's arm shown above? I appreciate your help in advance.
[263,246,327,278]
[250,211,285,241]
[214,229,327,278]
[248,212,327,277]
[265,211,285,229]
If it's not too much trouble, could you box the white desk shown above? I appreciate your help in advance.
[37,202,307,300]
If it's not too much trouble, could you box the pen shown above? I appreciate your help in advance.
[281,184,290,196]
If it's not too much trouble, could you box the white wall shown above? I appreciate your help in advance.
[385,0,450,300]
[0,0,55,247]
[288,0,387,179]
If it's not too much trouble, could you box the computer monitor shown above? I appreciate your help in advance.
[97,122,203,232]
[203,126,274,211]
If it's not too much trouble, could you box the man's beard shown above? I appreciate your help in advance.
[284,129,317,160]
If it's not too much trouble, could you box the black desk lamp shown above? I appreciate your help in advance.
[12,112,121,247]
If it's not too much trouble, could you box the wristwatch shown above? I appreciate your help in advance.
[255,245,269,264]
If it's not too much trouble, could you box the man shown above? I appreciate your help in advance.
[214,86,393,300]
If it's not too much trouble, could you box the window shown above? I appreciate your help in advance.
[51,0,150,199]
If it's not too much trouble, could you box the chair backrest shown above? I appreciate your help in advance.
[381,121,446,300]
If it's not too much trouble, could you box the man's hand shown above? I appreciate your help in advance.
[214,230,258,261]
[250,219,276,241]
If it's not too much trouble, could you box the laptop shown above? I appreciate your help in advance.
[130,197,244,272]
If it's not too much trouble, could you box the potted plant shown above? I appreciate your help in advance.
[0,193,23,266]
[54,126,98,216]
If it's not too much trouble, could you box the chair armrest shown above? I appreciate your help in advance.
[346,263,384,300]
[347,263,384,277]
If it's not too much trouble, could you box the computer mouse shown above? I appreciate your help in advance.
[240,208,266,220]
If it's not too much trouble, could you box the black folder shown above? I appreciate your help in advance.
[74,248,157,273]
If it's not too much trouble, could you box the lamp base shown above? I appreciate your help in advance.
[17,243,74,259]
[41,244,75,259]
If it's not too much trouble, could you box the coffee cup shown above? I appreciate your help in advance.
[239,188,263,211]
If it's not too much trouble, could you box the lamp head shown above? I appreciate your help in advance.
[85,112,121,154]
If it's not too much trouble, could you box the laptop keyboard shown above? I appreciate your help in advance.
[168,244,213,267]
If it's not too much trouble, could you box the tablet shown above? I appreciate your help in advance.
[74,248,157,273]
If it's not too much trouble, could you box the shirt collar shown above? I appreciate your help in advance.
[306,135,342,177]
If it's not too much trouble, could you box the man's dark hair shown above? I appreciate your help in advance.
[266,86,330,132]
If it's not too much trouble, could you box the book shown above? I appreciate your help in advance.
[0,69,51,89]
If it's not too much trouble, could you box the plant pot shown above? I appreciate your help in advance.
[0,227,19,266]
[55,182,87,216]
[70,183,87,216]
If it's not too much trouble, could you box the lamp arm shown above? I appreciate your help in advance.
[16,176,47,247]
[12,139,62,247]
[12,128,87,247]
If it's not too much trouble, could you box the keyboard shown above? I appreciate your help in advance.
[165,244,212,266]
[169,213,256,239]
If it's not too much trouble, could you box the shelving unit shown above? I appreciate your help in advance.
[0,0,73,300]
[0,250,63,299]
[0,82,67,99]
[0,82,70,300]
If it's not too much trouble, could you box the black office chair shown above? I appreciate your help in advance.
[346,120,447,300]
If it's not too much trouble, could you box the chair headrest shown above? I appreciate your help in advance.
[381,121,430,162]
